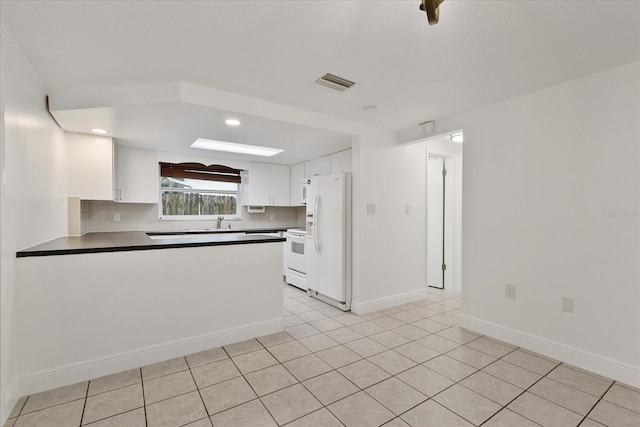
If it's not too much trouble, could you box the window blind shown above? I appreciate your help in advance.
[159,162,242,183]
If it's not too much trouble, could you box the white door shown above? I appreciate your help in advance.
[427,157,445,288]
[427,156,457,289]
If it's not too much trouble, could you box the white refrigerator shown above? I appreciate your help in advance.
[305,173,352,311]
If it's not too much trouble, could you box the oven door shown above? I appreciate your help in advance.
[286,233,306,274]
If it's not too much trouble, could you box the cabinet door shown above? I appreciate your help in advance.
[67,133,114,200]
[289,162,305,206]
[304,156,330,178]
[245,162,272,205]
[245,162,290,206]
[116,147,158,203]
[269,164,290,206]
[330,149,352,174]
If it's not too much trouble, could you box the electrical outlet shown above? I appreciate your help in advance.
[561,297,574,313]
[405,204,410,215]
[269,213,275,221]
[505,284,516,299]
[367,203,376,215]
[114,213,121,222]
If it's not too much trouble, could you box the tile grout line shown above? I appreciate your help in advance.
[78,381,90,426]
[577,381,615,426]
[520,362,611,419]
[140,367,148,427]
[11,285,633,427]
[476,363,549,427]
[218,341,281,426]
[186,359,215,427]
[312,308,557,427]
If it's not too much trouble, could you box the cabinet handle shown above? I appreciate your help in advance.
[119,189,122,201]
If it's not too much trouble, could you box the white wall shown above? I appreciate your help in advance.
[0,26,68,422]
[15,243,283,396]
[438,61,640,385]
[351,129,430,312]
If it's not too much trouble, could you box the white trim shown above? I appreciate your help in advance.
[460,314,640,388]
[2,379,19,425]
[17,318,282,398]
[351,288,428,315]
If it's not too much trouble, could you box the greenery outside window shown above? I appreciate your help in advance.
[159,162,242,220]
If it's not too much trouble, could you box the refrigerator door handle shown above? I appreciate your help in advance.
[314,196,320,253]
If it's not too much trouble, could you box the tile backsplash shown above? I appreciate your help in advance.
[85,201,305,233]
[67,196,81,236]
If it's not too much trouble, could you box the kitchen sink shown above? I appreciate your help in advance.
[146,229,240,240]
[182,228,239,232]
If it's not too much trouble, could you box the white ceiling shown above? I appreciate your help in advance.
[2,0,639,164]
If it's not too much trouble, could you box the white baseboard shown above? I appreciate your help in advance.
[18,318,283,398]
[460,314,640,388]
[2,379,19,425]
[351,288,428,315]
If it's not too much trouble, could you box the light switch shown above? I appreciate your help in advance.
[561,297,574,313]
[505,284,516,299]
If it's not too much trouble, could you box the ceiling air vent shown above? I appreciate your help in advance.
[315,73,355,92]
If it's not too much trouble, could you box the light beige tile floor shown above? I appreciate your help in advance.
[4,284,640,427]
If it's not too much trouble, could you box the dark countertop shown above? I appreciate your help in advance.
[17,228,295,258]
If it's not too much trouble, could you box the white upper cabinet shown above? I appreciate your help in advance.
[115,146,158,203]
[66,133,114,200]
[244,162,290,206]
[330,149,352,174]
[304,155,331,178]
[289,162,305,206]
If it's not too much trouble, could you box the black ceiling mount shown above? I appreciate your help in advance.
[420,0,444,25]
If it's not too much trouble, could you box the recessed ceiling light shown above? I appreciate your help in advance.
[225,119,241,126]
[91,128,109,134]
[362,105,378,112]
[450,132,463,143]
[191,138,283,157]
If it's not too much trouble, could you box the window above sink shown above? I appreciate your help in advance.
[159,162,242,221]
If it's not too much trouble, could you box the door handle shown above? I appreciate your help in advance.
[314,196,320,253]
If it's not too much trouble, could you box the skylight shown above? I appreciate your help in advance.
[190,138,284,157]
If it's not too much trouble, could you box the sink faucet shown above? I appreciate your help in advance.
[216,216,224,229]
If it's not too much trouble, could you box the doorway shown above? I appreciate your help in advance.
[425,135,462,291]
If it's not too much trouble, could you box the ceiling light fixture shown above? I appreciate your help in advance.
[419,0,444,25]
[191,138,284,157]
[225,119,240,126]
[362,105,378,112]
[91,128,109,134]
[450,132,464,143]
